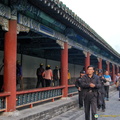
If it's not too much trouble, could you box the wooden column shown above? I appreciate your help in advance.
[112,64,115,82]
[4,20,17,112]
[98,58,102,69]
[61,42,68,97]
[106,61,110,73]
[83,51,90,72]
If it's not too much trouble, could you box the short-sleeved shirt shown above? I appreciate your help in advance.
[103,75,111,86]
[42,69,53,80]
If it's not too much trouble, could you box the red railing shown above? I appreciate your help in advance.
[0,85,78,111]
[68,85,78,96]
[16,86,65,108]
[0,92,11,112]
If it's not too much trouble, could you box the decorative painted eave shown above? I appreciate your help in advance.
[38,0,120,58]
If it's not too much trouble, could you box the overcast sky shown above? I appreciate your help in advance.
[60,0,120,53]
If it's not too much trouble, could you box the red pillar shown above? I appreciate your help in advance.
[98,58,102,69]
[114,65,116,74]
[117,66,119,74]
[4,20,17,112]
[61,42,68,97]
[112,64,115,82]
[84,52,90,72]
[106,61,110,73]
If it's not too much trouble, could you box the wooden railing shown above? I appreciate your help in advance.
[16,86,65,108]
[0,92,11,112]
[68,85,78,96]
[0,85,78,111]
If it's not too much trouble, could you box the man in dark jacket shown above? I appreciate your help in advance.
[81,65,101,120]
[75,70,85,109]
[16,60,23,90]
[97,69,106,112]
[36,63,44,88]
[53,66,60,86]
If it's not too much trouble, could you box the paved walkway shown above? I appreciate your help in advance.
[50,89,119,120]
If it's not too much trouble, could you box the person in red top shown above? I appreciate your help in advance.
[42,65,53,87]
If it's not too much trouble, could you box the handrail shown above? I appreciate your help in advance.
[68,85,75,87]
[16,86,65,95]
[0,92,11,97]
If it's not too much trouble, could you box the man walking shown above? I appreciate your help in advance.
[75,70,85,109]
[81,65,101,120]
[97,69,106,112]
[116,77,120,101]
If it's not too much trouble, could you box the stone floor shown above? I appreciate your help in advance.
[50,89,119,120]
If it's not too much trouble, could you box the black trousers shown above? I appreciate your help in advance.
[0,75,3,92]
[53,79,60,86]
[45,79,51,87]
[104,86,109,98]
[36,75,44,88]
[16,75,24,90]
[97,93,106,110]
[84,93,98,120]
[78,91,83,108]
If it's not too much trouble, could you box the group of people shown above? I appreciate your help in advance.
[36,64,60,88]
[75,65,112,120]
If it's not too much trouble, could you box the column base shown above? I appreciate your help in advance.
[2,110,20,117]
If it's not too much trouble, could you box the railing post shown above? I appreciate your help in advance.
[30,104,33,108]
[52,98,54,102]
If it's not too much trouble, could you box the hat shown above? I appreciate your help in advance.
[17,60,20,63]
[47,65,51,67]
[98,69,103,73]
[80,71,85,74]
[40,63,43,66]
